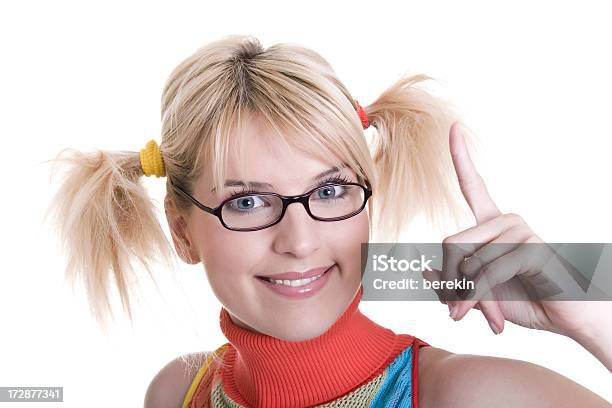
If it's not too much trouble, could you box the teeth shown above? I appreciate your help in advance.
[265,273,324,287]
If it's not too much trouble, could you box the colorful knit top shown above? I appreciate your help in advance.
[182,285,430,408]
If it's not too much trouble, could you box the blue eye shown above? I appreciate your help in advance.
[227,195,266,211]
[236,196,255,210]
[317,185,343,199]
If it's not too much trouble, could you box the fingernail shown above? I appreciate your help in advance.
[489,320,500,335]
[449,305,459,320]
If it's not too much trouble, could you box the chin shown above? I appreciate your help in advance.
[272,322,330,342]
[268,308,340,342]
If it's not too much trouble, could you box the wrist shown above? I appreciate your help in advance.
[568,317,612,372]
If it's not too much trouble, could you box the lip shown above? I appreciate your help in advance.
[256,265,334,281]
[255,263,336,299]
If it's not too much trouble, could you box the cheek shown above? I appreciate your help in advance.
[324,211,369,273]
[340,210,370,246]
[190,213,265,279]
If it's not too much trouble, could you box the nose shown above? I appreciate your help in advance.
[271,201,320,258]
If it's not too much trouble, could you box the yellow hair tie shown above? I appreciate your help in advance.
[139,139,166,177]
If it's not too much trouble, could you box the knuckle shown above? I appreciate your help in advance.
[458,256,477,278]
[442,235,458,245]
[508,224,531,240]
[503,212,524,224]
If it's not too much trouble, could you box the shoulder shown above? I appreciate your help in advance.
[416,346,609,408]
[143,351,209,408]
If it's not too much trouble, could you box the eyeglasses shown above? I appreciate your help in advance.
[169,179,373,232]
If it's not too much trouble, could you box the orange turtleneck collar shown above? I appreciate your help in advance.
[217,284,417,407]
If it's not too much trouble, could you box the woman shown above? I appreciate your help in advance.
[45,34,610,407]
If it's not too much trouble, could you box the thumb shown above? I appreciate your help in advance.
[422,268,447,305]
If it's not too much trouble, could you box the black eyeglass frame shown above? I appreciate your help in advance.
[169,179,373,232]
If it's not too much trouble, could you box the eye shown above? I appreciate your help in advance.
[226,194,267,212]
[315,184,346,200]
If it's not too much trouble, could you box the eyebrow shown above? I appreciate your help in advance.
[211,164,349,193]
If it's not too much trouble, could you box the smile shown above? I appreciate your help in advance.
[259,272,326,287]
[255,264,336,299]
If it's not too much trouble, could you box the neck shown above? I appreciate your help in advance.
[218,284,412,407]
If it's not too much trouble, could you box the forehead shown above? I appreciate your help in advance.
[223,116,350,186]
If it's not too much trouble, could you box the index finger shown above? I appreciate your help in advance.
[450,121,501,224]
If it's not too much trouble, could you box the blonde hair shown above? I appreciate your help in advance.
[44,34,475,328]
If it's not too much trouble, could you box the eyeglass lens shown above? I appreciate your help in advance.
[221,184,366,230]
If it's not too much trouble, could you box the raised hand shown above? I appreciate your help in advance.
[423,122,607,344]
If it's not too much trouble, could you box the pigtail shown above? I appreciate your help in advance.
[43,147,176,330]
[365,73,475,242]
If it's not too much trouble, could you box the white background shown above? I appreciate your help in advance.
[1,1,611,406]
